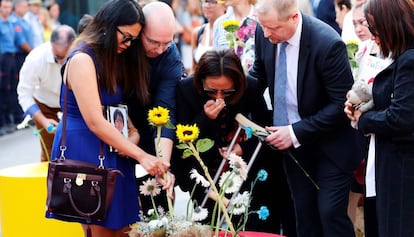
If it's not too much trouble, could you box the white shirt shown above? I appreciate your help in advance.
[283,14,303,147]
[17,42,62,115]
[23,11,44,48]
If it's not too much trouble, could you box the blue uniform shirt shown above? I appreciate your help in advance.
[9,13,34,52]
[0,17,18,54]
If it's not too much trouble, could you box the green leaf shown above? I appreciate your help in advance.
[176,143,189,150]
[196,138,214,153]
[182,149,193,159]
[164,121,176,129]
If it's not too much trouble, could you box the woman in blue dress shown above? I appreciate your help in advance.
[46,0,170,236]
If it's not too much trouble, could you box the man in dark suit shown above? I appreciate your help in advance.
[248,0,365,236]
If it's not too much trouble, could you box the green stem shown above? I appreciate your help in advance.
[37,128,50,161]
[287,151,320,190]
[156,126,174,218]
[150,194,160,219]
[188,142,236,235]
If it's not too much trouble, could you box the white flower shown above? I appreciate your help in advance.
[139,178,161,196]
[192,206,208,222]
[219,171,243,194]
[190,169,210,188]
[230,191,250,215]
[228,153,248,181]
[148,217,168,231]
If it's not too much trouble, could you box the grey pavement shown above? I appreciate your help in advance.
[0,128,40,170]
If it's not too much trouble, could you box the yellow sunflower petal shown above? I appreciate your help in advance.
[222,19,240,33]
[148,106,170,126]
[176,124,200,143]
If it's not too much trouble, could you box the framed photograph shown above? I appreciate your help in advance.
[107,104,128,152]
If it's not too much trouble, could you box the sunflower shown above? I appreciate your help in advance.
[148,106,170,126]
[222,19,240,33]
[176,124,199,143]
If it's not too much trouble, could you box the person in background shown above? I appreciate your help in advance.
[10,0,33,68]
[334,0,351,29]
[344,0,414,236]
[345,3,384,236]
[46,1,60,29]
[190,0,226,75]
[46,1,170,236]
[310,0,341,34]
[172,49,273,229]
[341,0,365,43]
[24,0,43,47]
[213,0,258,72]
[38,7,53,41]
[17,25,76,162]
[181,0,205,74]
[76,14,93,34]
[124,1,182,214]
[0,0,19,136]
[249,0,366,236]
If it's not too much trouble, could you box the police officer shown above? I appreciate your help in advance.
[0,0,19,135]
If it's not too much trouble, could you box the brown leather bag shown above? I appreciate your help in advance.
[46,157,120,222]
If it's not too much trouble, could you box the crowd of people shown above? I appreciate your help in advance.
[3,0,414,236]
[0,0,61,137]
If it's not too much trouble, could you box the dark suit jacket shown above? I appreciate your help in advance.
[358,49,414,236]
[249,13,364,172]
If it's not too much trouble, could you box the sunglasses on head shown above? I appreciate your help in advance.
[116,27,138,44]
[203,88,236,95]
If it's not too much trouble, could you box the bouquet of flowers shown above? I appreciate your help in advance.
[175,124,270,236]
[129,107,270,236]
[222,18,257,73]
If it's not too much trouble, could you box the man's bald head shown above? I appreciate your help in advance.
[143,1,175,33]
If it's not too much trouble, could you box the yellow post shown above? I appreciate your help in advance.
[0,162,83,237]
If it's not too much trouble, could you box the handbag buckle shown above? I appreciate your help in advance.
[75,173,86,186]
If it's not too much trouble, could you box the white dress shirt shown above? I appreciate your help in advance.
[17,42,62,116]
[283,14,303,148]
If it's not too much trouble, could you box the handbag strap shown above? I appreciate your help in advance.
[59,57,105,168]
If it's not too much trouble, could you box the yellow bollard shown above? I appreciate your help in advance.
[0,162,83,237]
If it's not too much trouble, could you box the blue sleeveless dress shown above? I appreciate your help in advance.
[46,44,140,229]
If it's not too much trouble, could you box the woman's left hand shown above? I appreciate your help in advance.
[156,171,175,199]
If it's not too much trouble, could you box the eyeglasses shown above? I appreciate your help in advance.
[116,27,138,44]
[203,88,236,95]
[142,32,173,48]
[202,0,218,6]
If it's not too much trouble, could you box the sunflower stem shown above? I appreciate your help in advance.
[188,142,236,235]
[156,125,174,218]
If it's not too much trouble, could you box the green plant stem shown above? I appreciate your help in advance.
[150,194,160,219]
[188,142,236,235]
[37,128,50,161]
[156,126,174,218]
[287,151,320,190]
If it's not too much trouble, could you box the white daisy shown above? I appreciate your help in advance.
[192,206,208,222]
[190,169,210,187]
[139,178,161,196]
[228,153,248,181]
[219,171,243,194]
